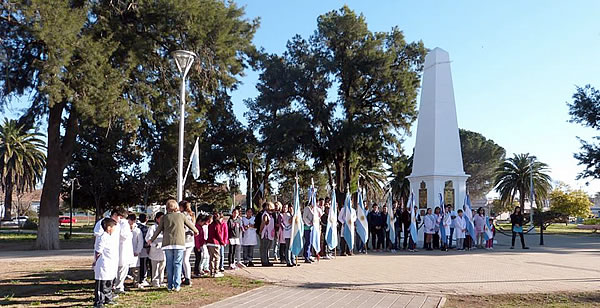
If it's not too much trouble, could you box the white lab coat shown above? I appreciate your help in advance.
[118,219,134,267]
[241,216,257,246]
[454,216,466,239]
[424,214,436,234]
[131,225,144,267]
[94,232,119,280]
[146,224,164,261]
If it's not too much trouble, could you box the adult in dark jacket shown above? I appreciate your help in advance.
[400,207,411,250]
[367,203,385,251]
[510,206,529,249]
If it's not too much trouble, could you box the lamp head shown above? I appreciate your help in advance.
[171,50,197,78]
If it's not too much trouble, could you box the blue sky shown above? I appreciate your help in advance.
[231,0,600,194]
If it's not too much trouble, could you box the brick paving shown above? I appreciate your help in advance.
[203,286,444,308]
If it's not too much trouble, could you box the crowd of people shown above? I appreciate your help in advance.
[92,196,529,307]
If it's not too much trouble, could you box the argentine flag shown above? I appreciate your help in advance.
[386,193,396,245]
[355,188,369,245]
[463,194,477,240]
[408,192,418,243]
[309,183,321,254]
[438,193,447,242]
[342,187,355,251]
[484,216,494,241]
[289,178,304,256]
[325,185,338,250]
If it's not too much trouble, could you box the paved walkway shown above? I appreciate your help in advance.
[233,234,600,296]
[204,286,445,308]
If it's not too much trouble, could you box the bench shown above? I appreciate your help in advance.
[576,224,600,232]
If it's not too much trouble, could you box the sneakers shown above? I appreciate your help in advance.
[140,280,150,287]
[214,272,224,278]
[236,262,246,268]
[322,255,331,260]
[181,278,191,286]
[174,287,181,292]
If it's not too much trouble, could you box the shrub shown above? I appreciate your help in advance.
[583,218,600,225]
[22,219,38,230]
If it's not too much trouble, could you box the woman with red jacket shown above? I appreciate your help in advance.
[206,212,226,278]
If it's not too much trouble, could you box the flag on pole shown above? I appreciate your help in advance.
[190,138,200,180]
[463,194,477,240]
[409,192,418,243]
[258,182,265,198]
[342,186,354,251]
[309,180,321,255]
[325,184,338,250]
[356,187,369,245]
[289,176,304,256]
[386,192,396,245]
[484,216,494,241]
[438,193,447,243]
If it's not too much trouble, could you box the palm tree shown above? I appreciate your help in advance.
[493,153,552,212]
[0,119,46,220]
[357,165,387,205]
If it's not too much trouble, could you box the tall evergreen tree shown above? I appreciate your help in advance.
[460,129,506,199]
[0,0,258,249]
[247,6,426,200]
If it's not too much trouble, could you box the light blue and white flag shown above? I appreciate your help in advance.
[484,216,494,241]
[356,187,369,245]
[386,193,396,245]
[190,138,200,180]
[463,194,477,240]
[325,184,338,250]
[438,193,447,242]
[309,181,321,255]
[408,192,418,243]
[289,176,304,256]
[343,186,354,251]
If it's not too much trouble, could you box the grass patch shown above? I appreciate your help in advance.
[0,232,94,250]
[446,291,600,308]
[497,223,597,235]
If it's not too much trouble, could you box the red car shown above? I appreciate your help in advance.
[59,216,77,224]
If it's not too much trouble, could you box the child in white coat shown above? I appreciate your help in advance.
[146,212,166,287]
[423,208,435,251]
[114,214,134,293]
[454,209,467,251]
[93,218,119,307]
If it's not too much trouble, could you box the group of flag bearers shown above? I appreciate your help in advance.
[288,177,496,263]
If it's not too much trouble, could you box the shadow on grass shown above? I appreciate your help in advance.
[0,268,94,307]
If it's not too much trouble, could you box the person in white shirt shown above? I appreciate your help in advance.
[423,208,435,251]
[146,212,165,287]
[93,218,119,307]
[338,202,357,256]
[241,208,257,267]
[114,213,134,293]
[454,209,467,251]
[130,215,144,288]
[135,214,151,288]
[302,202,315,263]
[93,208,127,238]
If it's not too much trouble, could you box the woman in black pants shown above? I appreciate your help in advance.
[510,206,529,249]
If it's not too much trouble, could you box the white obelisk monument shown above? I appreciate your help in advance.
[408,47,469,218]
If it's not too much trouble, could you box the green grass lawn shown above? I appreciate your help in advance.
[447,292,600,308]
[0,232,94,250]
[496,223,595,234]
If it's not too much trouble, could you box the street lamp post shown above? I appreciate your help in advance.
[172,50,197,202]
[247,153,256,209]
[69,178,79,238]
[529,158,535,234]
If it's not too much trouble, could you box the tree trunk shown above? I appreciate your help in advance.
[35,104,77,250]
[334,155,345,205]
[3,177,12,220]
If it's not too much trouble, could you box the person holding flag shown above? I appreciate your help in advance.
[408,193,419,252]
[484,216,495,250]
[386,194,396,253]
[463,194,477,251]
[442,205,452,251]
[339,185,356,255]
[302,182,316,263]
[309,180,323,261]
[325,184,339,257]
[289,175,304,266]
[355,186,369,254]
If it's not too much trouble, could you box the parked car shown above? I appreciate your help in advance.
[9,216,29,227]
[59,216,77,224]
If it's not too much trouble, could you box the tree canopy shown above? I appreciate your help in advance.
[246,5,426,201]
[459,129,506,199]
[549,184,592,218]
[0,0,259,249]
[568,84,600,180]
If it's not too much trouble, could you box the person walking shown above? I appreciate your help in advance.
[510,206,529,249]
[147,200,199,292]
